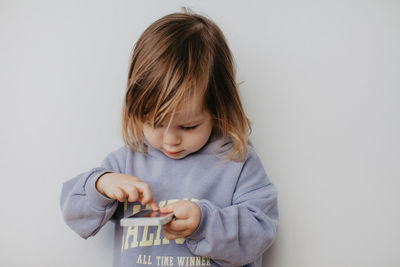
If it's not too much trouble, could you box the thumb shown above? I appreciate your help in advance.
[160,204,174,213]
[160,201,189,219]
[160,201,182,213]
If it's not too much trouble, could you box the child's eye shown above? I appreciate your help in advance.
[181,125,198,131]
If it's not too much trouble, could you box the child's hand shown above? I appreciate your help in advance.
[96,172,159,210]
[160,200,201,240]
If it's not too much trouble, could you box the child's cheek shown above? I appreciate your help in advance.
[144,127,162,148]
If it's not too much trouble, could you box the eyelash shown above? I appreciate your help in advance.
[180,125,198,131]
[146,121,198,131]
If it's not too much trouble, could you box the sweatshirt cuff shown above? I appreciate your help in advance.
[186,200,210,242]
[85,167,116,210]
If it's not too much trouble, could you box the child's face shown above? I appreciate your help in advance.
[143,94,213,159]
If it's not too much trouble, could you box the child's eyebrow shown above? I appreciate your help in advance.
[178,118,204,125]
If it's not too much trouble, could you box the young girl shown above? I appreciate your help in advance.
[60,8,278,267]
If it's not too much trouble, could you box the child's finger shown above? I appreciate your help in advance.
[149,198,159,211]
[165,218,187,232]
[160,205,173,213]
[163,227,193,240]
[121,185,139,202]
[162,201,190,220]
[114,188,126,202]
[160,201,184,215]
[163,229,182,240]
[133,182,153,204]
[160,206,173,214]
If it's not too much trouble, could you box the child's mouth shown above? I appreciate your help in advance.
[164,150,183,156]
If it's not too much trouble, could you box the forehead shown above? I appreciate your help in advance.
[170,93,206,122]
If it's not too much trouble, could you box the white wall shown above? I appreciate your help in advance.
[1,1,399,266]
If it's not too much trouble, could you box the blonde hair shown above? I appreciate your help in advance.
[122,7,251,161]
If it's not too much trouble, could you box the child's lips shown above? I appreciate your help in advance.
[164,150,183,156]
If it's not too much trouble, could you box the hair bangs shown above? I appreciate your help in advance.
[142,39,212,128]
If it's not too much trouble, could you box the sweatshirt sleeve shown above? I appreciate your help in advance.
[60,146,128,239]
[185,148,279,266]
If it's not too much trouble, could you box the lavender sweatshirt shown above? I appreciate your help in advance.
[60,137,278,267]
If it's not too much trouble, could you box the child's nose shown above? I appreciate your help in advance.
[163,129,181,146]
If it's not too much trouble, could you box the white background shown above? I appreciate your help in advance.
[1,1,399,266]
